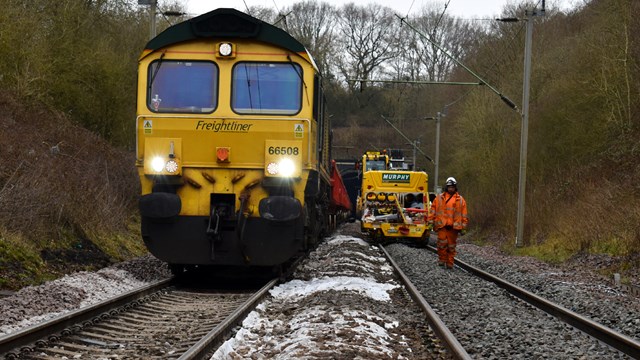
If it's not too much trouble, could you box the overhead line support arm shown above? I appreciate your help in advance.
[397,15,520,113]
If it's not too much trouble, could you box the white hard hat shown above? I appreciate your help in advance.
[445,177,457,186]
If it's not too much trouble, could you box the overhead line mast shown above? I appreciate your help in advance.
[399,1,545,247]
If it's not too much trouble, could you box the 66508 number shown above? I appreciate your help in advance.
[268,146,299,155]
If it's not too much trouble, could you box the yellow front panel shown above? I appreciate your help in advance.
[137,117,311,168]
[177,168,264,216]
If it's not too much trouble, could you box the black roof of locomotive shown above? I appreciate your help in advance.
[143,8,307,54]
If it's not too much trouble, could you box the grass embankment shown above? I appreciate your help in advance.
[472,152,640,282]
[0,92,145,290]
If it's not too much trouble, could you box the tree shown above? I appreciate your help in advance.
[336,3,399,92]
[411,5,478,82]
[245,5,278,23]
[0,0,151,146]
[279,1,337,78]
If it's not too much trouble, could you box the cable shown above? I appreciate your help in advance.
[155,2,186,27]
[478,0,546,102]
[433,0,451,31]
[405,0,417,18]
[243,0,250,14]
[271,0,281,15]
[243,64,254,110]
[481,20,527,86]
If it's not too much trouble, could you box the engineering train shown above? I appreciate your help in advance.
[357,150,431,245]
[135,8,350,275]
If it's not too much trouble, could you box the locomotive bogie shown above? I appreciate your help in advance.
[141,215,304,266]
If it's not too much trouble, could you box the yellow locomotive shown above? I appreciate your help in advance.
[135,9,331,274]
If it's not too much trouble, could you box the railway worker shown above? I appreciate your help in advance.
[427,177,468,269]
[404,193,423,209]
[404,193,416,208]
[413,193,425,209]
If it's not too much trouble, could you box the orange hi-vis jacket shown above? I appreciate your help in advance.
[427,192,468,231]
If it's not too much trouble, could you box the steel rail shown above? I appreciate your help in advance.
[440,247,640,358]
[178,278,279,359]
[0,278,172,356]
[380,246,471,360]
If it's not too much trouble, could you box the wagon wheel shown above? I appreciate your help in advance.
[416,229,431,248]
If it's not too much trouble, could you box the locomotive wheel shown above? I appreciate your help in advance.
[304,199,319,250]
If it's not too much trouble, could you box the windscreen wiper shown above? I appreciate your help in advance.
[287,55,309,105]
[148,51,166,90]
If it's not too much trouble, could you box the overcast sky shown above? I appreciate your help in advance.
[181,0,582,19]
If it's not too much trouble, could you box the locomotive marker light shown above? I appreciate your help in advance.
[150,140,179,174]
[264,140,302,177]
[266,162,279,175]
[165,159,179,173]
[143,138,183,175]
[218,42,235,58]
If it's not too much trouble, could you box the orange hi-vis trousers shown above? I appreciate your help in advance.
[436,227,459,267]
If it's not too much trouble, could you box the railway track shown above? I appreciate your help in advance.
[379,246,471,360]
[385,241,640,358]
[0,278,277,359]
[449,251,640,358]
[5,227,636,358]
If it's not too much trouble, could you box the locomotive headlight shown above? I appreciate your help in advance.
[278,158,296,177]
[151,157,165,172]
